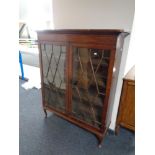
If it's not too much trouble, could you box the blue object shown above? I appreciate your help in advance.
[19,51,25,80]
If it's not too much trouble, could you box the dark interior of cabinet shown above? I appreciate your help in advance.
[41,44,67,112]
[71,47,111,128]
[41,43,111,129]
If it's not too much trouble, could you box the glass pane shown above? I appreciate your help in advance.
[72,47,111,128]
[41,44,66,111]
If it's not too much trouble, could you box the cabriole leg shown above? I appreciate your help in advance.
[96,135,103,148]
[44,109,47,118]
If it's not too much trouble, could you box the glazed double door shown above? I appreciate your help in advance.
[41,42,113,129]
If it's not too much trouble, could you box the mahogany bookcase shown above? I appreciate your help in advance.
[37,29,129,147]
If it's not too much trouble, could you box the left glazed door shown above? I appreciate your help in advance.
[40,43,67,112]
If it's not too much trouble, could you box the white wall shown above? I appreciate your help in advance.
[51,0,135,130]
[19,0,54,30]
[52,0,134,31]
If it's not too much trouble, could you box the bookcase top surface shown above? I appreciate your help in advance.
[37,29,129,36]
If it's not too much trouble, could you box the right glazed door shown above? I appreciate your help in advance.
[70,44,112,129]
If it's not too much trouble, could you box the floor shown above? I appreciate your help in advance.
[19,78,135,155]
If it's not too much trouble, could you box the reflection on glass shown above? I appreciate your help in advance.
[41,44,66,111]
[72,47,111,128]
